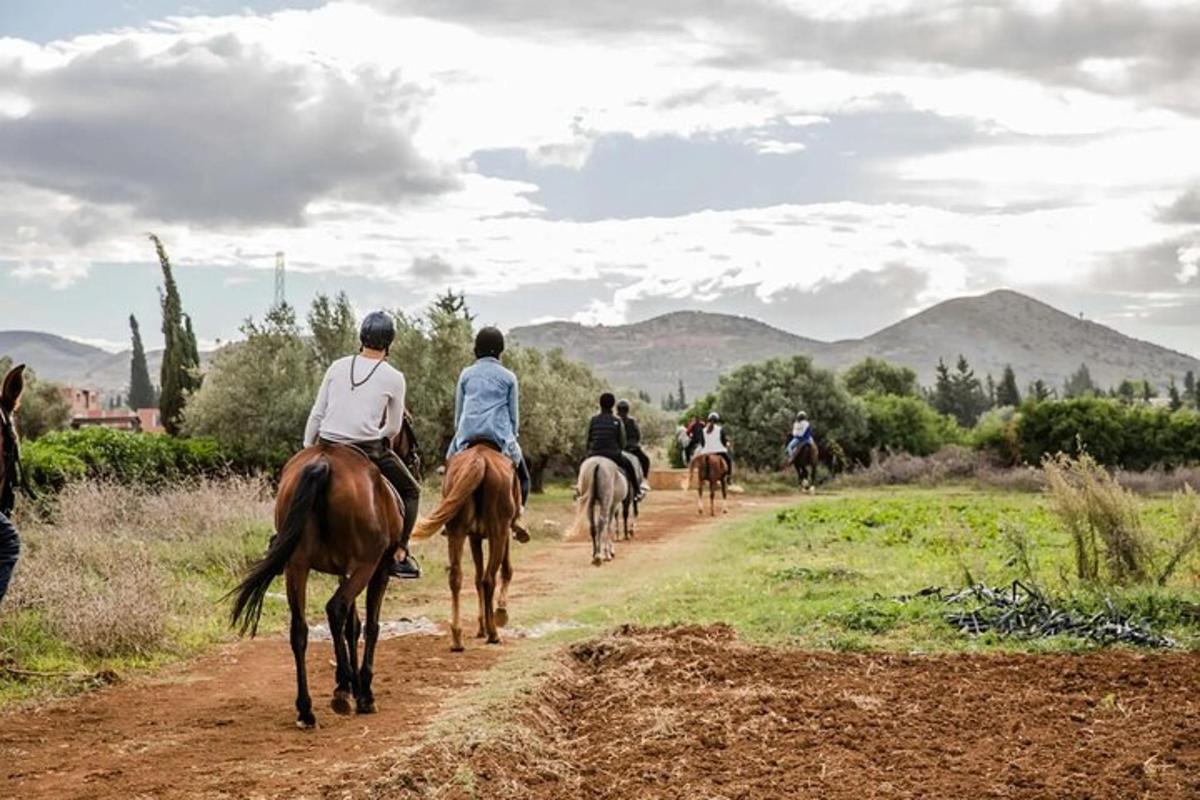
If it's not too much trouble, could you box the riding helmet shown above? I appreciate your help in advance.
[707,411,721,422]
[616,399,631,413]
[359,311,396,351]
[796,411,808,420]
[474,326,505,359]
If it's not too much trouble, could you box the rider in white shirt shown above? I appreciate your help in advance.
[697,411,734,479]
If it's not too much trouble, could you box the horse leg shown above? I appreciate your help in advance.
[470,535,486,638]
[286,566,315,729]
[448,533,466,652]
[339,577,361,691]
[482,532,506,644]
[721,476,728,514]
[356,560,390,714]
[621,496,630,541]
[326,563,374,715]
[590,495,602,566]
[494,537,512,629]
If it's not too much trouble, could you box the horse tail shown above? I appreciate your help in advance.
[412,449,487,539]
[570,461,601,539]
[229,457,329,637]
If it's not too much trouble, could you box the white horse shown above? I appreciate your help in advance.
[572,456,628,565]
[619,451,643,539]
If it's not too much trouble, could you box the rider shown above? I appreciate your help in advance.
[445,326,531,542]
[0,398,21,608]
[786,411,814,461]
[697,411,734,479]
[684,414,703,462]
[615,399,651,494]
[587,393,644,500]
[303,311,422,580]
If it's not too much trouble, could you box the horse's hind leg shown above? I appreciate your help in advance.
[448,533,466,652]
[721,477,728,514]
[482,532,505,644]
[494,538,512,629]
[339,577,361,688]
[286,567,316,729]
[325,563,374,715]
[470,536,486,639]
[357,561,390,714]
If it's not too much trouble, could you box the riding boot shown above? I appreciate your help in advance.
[512,458,531,543]
[358,440,422,580]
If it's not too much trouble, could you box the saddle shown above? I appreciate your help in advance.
[466,437,503,453]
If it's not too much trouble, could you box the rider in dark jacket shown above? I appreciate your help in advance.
[616,399,651,481]
[587,393,643,500]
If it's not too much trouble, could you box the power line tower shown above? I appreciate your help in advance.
[274,251,286,309]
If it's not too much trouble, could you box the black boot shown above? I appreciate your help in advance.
[389,552,421,579]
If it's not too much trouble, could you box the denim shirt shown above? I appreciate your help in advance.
[446,357,523,466]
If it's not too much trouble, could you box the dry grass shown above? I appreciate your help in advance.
[5,478,271,658]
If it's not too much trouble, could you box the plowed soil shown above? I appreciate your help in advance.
[390,625,1200,799]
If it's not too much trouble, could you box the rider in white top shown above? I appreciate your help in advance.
[696,412,733,478]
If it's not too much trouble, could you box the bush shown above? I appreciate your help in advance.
[835,446,983,488]
[1017,399,1200,470]
[22,428,238,491]
[970,406,1021,466]
[862,393,962,457]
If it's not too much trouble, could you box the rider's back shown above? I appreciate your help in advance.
[304,355,406,446]
[587,413,623,456]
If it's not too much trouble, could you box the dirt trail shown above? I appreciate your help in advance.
[0,491,758,800]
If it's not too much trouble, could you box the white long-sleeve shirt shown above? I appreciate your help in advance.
[303,355,407,447]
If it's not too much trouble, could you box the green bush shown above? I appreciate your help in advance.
[1016,399,1200,470]
[22,428,237,491]
[862,393,962,457]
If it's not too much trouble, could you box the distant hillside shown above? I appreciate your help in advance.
[512,290,1200,401]
[0,331,199,395]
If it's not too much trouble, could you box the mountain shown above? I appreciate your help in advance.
[0,331,193,396]
[511,290,1200,401]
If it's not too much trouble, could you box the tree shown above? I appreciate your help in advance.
[1028,379,1054,402]
[151,234,200,435]
[843,357,919,398]
[308,291,358,369]
[183,305,317,469]
[663,391,676,411]
[1184,370,1197,409]
[676,379,687,410]
[862,393,962,456]
[127,314,157,410]
[713,355,869,470]
[1063,363,1096,398]
[1168,376,1183,411]
[985,373,997,407]
[995,365,1021,407]
[932,355,989,427]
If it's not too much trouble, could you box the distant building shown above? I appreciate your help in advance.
[60,385,165,433]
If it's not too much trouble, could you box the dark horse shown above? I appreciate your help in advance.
[229,423,418,730]
[0,365,28,606]
[785,439,819,493]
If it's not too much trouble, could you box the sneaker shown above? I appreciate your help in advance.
[389,553,422,580]
[640,481,651,494]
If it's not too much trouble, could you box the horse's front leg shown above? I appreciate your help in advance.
[494,537,512,629]
[482,533,505,644]
[286,567,315,729]
[470,536,486,639]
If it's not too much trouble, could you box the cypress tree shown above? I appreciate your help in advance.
[677,379,686,410]
[150,234,196,435]
[128,314,156,410]
[1185,370,1197,409]
[996,365,1021,407]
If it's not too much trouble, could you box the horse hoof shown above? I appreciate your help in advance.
[331,692,354,716]
[296,713,317,730]
[356,699,377,715]
[451,643,465,653]
[494,607,509,628]
[592,557,602,566]
[487,635,501,645]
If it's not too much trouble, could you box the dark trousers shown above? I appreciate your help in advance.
[0,511,19,607]
[627,445,650,477]
[341,439,421,552]
[516,458,530,506]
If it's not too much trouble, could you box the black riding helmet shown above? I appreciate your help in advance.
[359,311,396,351]
[475,326,505,359]
[616,399,630,414]
[599,392,616,411]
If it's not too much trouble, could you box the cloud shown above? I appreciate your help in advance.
[0,33,455,227]
[1158,187,1200,224]
[373,0,1200,112]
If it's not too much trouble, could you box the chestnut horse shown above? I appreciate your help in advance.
[786,440,819,493]
[690,453,728,516]
[230,433,416,729]
[411,443,519,652]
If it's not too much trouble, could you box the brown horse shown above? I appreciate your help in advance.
[230,436,413,729]
[0,365,26,499]
[690,453,728,516]
[411,443,519,652]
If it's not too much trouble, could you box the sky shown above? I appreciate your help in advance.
[0,0,1198,354]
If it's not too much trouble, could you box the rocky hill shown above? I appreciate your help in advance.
[512,290,1200,401]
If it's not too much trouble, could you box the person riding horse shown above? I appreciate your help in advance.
[303,311,421,579]
[445,326,530,542]
[615,399,651,488]
[695,411,734,479]
[0,364,27,608]
[586,393,644,501]
[786,411,815,462]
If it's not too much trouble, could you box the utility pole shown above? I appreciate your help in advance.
[274,251,286,309]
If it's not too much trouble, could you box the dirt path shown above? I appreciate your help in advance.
[0,491,761,800]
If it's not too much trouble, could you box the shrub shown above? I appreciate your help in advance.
[970,406,1021,466]
[862,393,962,457]
[1017,399,1200,470]
[1043,452,1152,585]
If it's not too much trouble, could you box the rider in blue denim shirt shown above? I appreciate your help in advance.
[446,327,530,539]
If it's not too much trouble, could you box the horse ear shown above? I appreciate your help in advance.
[1,364,26,413]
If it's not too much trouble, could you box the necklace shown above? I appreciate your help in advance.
[350,354,385,391]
